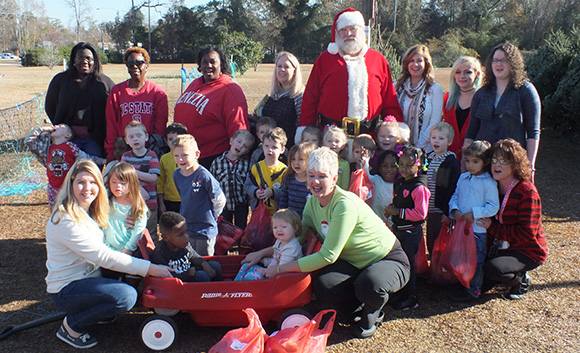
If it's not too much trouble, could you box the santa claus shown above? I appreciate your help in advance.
[299,8,403,140]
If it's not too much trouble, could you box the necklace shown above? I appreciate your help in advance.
[460,87,475,93]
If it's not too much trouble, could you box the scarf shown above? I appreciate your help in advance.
[398,78,428,146]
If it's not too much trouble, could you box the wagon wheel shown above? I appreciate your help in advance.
[140,315,178,351]
[153,308,180,317]
[278,309,312,331]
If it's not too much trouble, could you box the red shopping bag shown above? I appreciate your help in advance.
[302,228,322,256]
[429,222,457,285]
[240,202,275,255]
[414,232,430,275]
[264,310,336,353]
[209,308,267,353]
[348,169,374,205]
[215,217,245,255]
[440,220,477,288]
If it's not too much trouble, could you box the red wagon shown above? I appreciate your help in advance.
[139,255,312,351]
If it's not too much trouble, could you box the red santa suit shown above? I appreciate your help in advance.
[300,48,403,131]
[105,79,168,158]
[174,74,249,159]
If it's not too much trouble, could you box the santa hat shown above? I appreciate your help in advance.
[327,8,366,55]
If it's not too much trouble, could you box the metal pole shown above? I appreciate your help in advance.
[148,0,151,57]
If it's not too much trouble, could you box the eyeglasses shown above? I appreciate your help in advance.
[126,60,146,67]
[75,56,94,63]
[491,157,510,165]
[338,26,360,35]
[492,59,508,65]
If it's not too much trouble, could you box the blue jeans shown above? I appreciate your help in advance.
[392,225,423,298]
[48,277,137,333]
[73,138,105,158]
[189,260,222,282]
[468,232,487,296]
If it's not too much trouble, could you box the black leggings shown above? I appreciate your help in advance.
[483,251,540,285]
[312,242,410,316]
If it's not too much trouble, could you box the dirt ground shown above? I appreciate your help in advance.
[0,63,578,352]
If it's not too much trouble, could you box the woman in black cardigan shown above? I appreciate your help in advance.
[45,42,114,158]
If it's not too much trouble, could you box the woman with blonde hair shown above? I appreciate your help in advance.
[443,56,482,160]
[256,51,304,148]
[396,44,443,153]
[45,159,171,349]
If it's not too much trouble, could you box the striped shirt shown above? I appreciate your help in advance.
[427,151,454,213]
[122,150,160,209]
[278,176,311,217]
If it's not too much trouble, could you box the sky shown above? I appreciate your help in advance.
[44,0,209,28]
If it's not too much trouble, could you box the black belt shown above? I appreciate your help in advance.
[318,114,379,135]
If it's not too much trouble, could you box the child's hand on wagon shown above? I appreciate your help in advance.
[201,261,216,279]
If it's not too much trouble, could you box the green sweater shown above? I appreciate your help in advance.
[298,186,396,272]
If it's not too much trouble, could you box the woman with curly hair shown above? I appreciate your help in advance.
[464,43,541,181]
[476,138,547,300]
[396,44,443,153]
[105,47,168,159]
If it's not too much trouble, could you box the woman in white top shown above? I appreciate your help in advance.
[45,159,171,349]
[396,44,443,153]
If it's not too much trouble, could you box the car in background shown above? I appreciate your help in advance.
[1,53,19,60]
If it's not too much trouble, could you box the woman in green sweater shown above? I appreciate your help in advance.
[242,147,410,338]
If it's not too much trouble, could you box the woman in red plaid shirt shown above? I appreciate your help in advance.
[477,138,547,300]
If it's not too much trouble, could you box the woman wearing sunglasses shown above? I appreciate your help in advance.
[45,42,115,158]
[104,47,169,160]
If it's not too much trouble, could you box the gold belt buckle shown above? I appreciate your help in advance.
[342,117,360,138]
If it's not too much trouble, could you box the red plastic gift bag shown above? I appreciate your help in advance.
[414,232,430,275]
[264,310,336,353]
[240,202,275,255]
[209,308,267,353]
[440,220,477,288]
[348,169,374,205]
[215,217,245,255]
[429,222,457,285]
[302,228,322,256]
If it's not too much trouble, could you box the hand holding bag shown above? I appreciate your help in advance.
[440,220,477,288]
[209,308,267,353]
[264,310,336,353]
[348,168,374,205]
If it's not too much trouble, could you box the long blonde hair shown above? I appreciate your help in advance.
[51,159,109,228]
[446,56,482,110]
[108,162,148,221]
[396,44,435,90]
[270,52,304,98]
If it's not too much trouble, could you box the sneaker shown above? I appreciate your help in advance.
[450,290,479,303]
[57,325,98,349]
[351,311,385,339]
[507,272,530,300]
[391,297,419,311]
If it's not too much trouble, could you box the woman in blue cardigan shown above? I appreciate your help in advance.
[464,42,540,182]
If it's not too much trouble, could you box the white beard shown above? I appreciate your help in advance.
[337,34,365,56]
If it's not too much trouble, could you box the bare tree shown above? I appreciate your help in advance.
[65,0,90,41]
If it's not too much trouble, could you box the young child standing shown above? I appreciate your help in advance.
[370,116,405,173]
[278,142,316,217]
[235,209,303,281]
[121,121,160,240]
[172,134,226,256]
[426,122,461,254]
[351,134,377,172]
[250,116,277,167]
[301,126,322,146]
[103,137,130,180]
[151,211,222,282]
[210,129,255,229]
[157,123,188,214]
[449,140,499,302]
[25,123,105,210]
[244,127,288,215]
[322,126,350,191]
[369,150,399,223]
[103,162,148,255]
[384,146,430,310]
